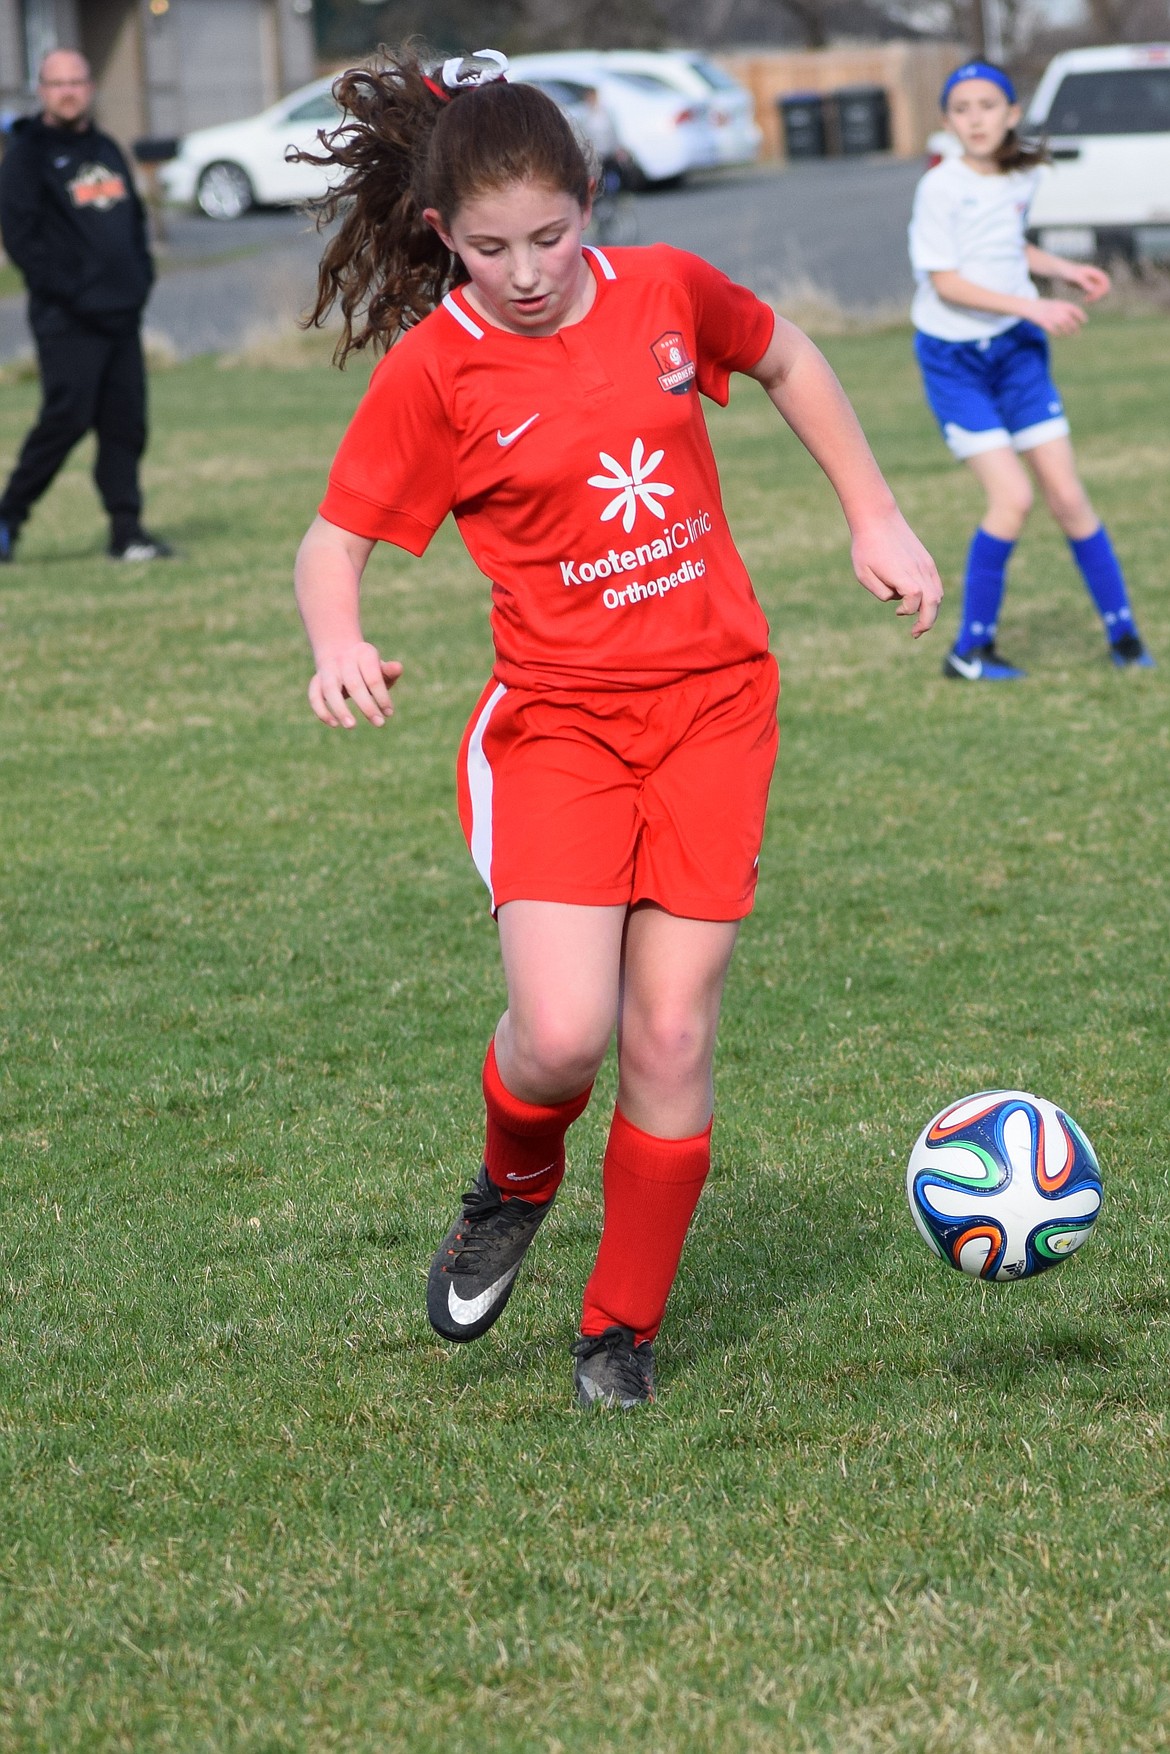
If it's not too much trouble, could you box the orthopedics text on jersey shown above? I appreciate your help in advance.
[559,506,713,610]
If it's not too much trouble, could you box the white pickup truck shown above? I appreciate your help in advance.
[1025,42,1170,263]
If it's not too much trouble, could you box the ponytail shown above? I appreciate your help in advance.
[297,47,593,365]
[994,128,1050,172]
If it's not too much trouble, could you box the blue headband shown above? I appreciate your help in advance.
[941,61,1017,109]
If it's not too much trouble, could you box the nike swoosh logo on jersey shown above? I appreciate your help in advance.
[497,414,540,447]
[948,652,983,679]
[447,1265,520,1326]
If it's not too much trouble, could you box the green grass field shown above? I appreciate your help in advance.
[1,313,1168,1752]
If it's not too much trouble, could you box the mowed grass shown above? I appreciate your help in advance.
[1,312,1168,1753]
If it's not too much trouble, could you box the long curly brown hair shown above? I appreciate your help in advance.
[993,128,1050,172]
[296,49,593,365]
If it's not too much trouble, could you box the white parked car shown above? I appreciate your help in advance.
[1025,42,1170,261]
[160,49,731,218]
[519,75,621,167]
[159,76,341,218]
[603,51,761,166]
[507,52,718,186]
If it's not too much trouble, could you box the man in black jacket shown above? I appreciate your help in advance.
[0,49,170,562]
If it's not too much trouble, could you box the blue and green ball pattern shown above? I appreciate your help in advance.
[906,1090,1102,1281]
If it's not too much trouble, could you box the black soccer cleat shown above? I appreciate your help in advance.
[0,520,15,564]
[426,1164,554,1343]
[1110,633,1155,669]
[572,1325,656,1409]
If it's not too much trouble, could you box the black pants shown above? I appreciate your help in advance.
[0,305,146,536]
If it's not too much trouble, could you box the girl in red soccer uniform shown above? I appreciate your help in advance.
[294,50,942,1409]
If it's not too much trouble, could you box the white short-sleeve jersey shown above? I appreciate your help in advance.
[909,158,1042,343]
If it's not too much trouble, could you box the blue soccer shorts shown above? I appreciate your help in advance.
[914,321,1071,461]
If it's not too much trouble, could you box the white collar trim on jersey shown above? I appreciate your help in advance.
[441,247,616,340]
[442,291,485,339]
[583,243,616,279]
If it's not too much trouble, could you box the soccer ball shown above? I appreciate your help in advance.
[906,1090,1102,1281]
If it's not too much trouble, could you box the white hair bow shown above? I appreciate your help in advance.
[439,50,509,91]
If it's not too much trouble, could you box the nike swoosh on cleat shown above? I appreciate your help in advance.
[447,1265,520,1326]
[497,414,540,447]
[947,653,983,679]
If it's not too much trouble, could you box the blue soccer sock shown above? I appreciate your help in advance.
[955,528,1014,655]
[1069,526,1137,644]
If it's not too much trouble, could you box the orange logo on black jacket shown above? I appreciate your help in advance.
[68,163,129,211]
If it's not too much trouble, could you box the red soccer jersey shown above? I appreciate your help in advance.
[320,244,776,691]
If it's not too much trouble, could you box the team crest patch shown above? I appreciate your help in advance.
[651,331,696,395]
[68,163,129,211]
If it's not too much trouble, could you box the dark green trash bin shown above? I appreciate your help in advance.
[779,92,827,160]
[827,85,891,155]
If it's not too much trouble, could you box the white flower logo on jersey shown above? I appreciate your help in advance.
[588,439,674,533]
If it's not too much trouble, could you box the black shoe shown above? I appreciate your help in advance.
[1110,633,1155,669]
[426,1164,555,1343]
[108,528,174,561]
[0,520,15,563]
[572,1325,656,1409]
[942,642,1025,681]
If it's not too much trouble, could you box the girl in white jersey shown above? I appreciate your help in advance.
[910,60,1152,679]
[294,49,941,1410]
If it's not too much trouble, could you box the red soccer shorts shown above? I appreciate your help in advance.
[456,655,780,919]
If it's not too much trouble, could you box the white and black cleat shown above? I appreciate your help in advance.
[108,528,174,562]
[572,1325,656,1409]
[426,1164,554,1343]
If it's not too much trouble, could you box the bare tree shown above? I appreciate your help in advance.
[313,0,670,55]
[316,0,1170,56]
[1084,0,1170,36]
[639,0,841,47]
[883,1,1054,58]
[768,0,835,46]
[753,0,922,47]
[1084,0,1122,27]
[315,0,526,58]
[515,0,668,50]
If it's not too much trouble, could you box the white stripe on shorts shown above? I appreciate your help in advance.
[465,682,507,907]
[1011,415,1071,453]
[943,421,1012,460]
[944,413,1071,461]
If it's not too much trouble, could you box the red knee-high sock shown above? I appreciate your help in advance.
[482,1038,592,1205]
[581,1106,712,1344]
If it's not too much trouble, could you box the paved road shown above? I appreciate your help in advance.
[0,157,922,363]
[630,157,920,310]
